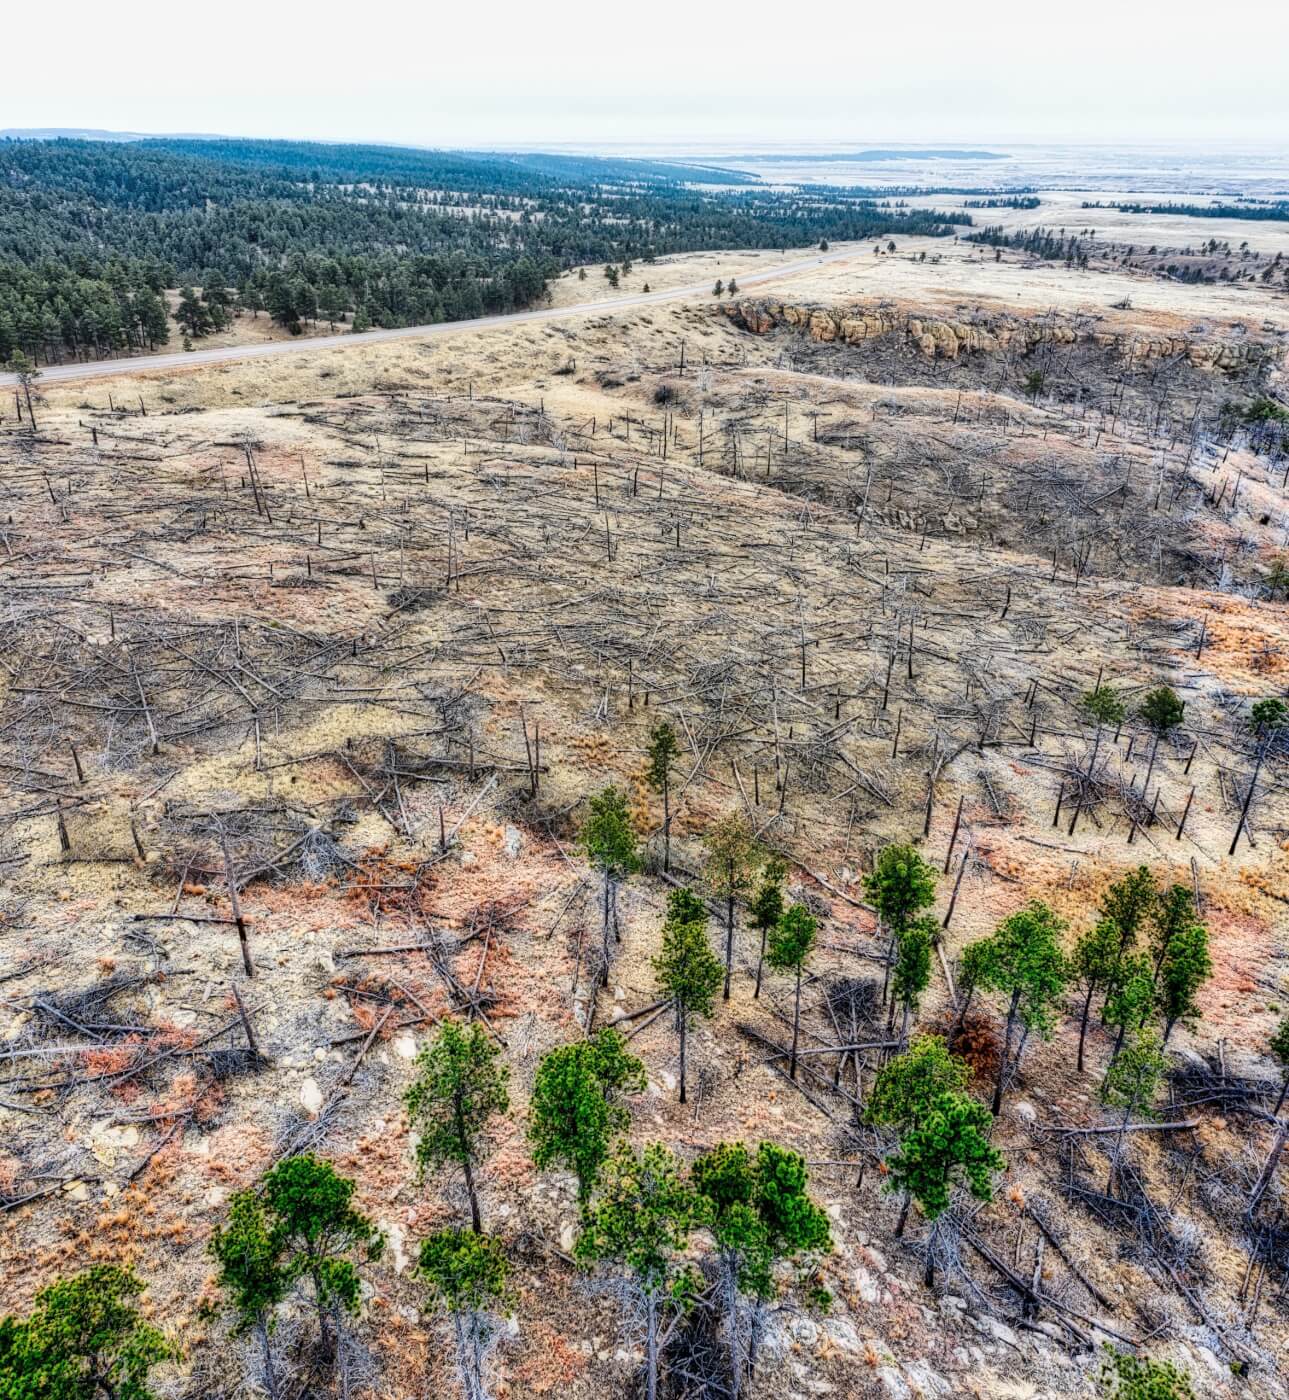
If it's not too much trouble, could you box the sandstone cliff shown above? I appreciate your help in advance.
[723,298,1277,373]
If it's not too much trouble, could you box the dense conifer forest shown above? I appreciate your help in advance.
[1082,199,1289,222]
[0,138,964,363]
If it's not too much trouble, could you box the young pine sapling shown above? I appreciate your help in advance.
[652,887,723,1104]
[748,858,786,999]
[766,903,818,1081]
[582,786,640,959]
[645,720,681,873]
[703,813,761,1001]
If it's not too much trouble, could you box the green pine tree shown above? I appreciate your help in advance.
[576,1141,700,1400]
[864,843,937,932]
[174,286,212,339]
[1103,953,1156,1070]
[867,1037,1002,1273]
[703,812,761,1000]
[582,785,640,960]
[890,915,936,1041]
[1138,687,1184,735]
[7,350,40,430]
[208,1190,290,1400]
[1100,1026,1169,1193]
[653,887,723,1103]
[404,1020,510,1232]
[748,858,786,999]
[766,903,817,1080]
[645,720,681,872]
[1098,1345,1194,1399]
[867,1035,972,1130]
[864,844,937,1011]
[972,901,1069,1114]
[1072,919,1123,1073]
[885,1091,1003,1273]
[947,938,994,1048]
[1081,684,1126,730]
[259,1154,384,1359]
[1270,1015,1289,1117]
[528,1027,645,1202]
[416,1229,510,1400]
[1250,698,1288,735]
[1156,920,1211,1042]
[0,1266,172,1400]
[1100,866,1157,953]
[201,272,235,330]
[691,1141,831,1397]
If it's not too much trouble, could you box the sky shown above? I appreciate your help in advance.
[7,0,1289,149]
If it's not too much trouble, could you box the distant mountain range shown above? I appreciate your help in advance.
[1,127,225,142]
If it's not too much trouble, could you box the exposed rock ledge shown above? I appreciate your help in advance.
[722,299,1277,372]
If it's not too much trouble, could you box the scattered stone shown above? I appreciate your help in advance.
[90,1123,139,1167]
[854,1266,881,1304]
[300,1077,324,1115]
[1193,1345,1226,1380]
[384,1222,408,1274]
[976,1316,1021,1349]
[904,1359,952,1395]
[790,1317,818,1346]
[877,1366,912,1399]
[824,1317,861,1353]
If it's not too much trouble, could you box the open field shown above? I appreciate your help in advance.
[3,222,1289,1400]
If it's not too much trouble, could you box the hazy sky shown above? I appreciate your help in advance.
[8,0,1289,147]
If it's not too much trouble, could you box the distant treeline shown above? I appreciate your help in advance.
[1081,199,1289,222]
[141,138,763,188]
[0,138,964,364]
[964,195,1040,209]
[964,225,1089,264]
[794,184,1034,200]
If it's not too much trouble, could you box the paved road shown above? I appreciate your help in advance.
[1,248,855,388]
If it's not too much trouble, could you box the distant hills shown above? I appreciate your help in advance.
[1,127,225,142]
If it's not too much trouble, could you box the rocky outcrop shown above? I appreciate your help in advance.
[722,299,1276,373]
